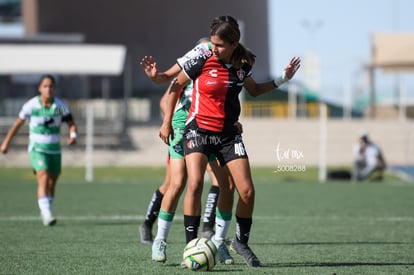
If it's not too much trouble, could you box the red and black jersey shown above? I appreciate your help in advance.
[183,51,252,133]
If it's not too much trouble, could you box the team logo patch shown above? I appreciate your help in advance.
[209,69,218,78]
[237,69,245,80]
[174,144,183,153]
[187,140,195,149]
[202,49,213,58]
[54,107,64,116]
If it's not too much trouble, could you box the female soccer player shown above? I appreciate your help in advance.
[159,15,300,267]
[139,39,235,265]
[1,75,78,226]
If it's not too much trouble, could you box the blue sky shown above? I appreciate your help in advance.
[268,0,414,105]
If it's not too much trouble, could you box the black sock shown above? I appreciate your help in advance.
[202,185,219,231]
[184,215,201,243]
[143,189,163,228]
[235,216,252,244]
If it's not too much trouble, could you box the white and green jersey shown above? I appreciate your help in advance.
[172,42,211,129]
[18,96,72,154]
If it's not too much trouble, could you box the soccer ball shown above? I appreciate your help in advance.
[182,237,217,271]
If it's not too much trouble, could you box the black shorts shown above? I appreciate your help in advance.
[184,119,248,166]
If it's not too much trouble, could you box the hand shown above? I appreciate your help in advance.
[0,143,8,154]
[67,137,76,145]
[234,121,243,134]
[284,56,301,79]
[140,56,158,80]
[159,122,173,145]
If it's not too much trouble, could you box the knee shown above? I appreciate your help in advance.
[186,179,204,195]
[170,178,186,190]
[238,186,255,204]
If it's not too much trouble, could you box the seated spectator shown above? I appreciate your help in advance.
[352,132,386,181]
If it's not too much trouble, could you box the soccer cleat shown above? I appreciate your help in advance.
[180,261,187,268]
[200,229,215,240]
[139,224,153,244]
[41,214,57,226]
[212,237,234,265]
[152,239,167,262]
[230,239,261,267]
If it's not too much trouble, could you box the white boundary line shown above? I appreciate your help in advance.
[0,215,413,222]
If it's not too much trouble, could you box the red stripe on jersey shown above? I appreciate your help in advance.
[188,56,241,132]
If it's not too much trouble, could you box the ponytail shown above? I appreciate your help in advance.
[230,43,256,68]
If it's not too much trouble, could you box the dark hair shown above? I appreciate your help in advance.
[210,15,256,68]
[210,15,240,33]
[38,74,56,86]
[361,135,369,144]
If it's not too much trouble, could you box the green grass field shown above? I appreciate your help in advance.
[1,166,413,274]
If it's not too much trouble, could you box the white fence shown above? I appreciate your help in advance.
[1,118,413,169]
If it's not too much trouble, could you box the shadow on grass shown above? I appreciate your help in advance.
[96,222,138,226]
[262,262,414,268]
[163,263,242,272]
[255,241,412,245]
[252,241,414,269]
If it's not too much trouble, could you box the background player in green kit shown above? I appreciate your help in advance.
[1,75,78,226]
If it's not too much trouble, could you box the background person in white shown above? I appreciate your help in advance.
[1,75,77,226]
[352,133,386,181]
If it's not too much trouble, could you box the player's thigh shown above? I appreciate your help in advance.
[207,159,231,189]
[185,152,208,190]
[226,158,254,194]
[169,158,187,188]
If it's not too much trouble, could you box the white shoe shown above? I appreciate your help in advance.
[41,214,57,226]
[212,236,234,265]
[152,239,167,262]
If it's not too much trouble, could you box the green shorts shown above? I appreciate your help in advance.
[169,128,217,161]
[29,150,61,175]
[169,128,185,159]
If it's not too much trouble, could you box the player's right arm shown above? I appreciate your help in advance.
[0,118,24,154]
[140,55,181,84]
[140,42,210,84]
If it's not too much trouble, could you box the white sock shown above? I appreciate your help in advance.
[46,196,54,210]
[214,217,231,242]
[155,219,172,241]
[46,195,54,204]
[38,197,52,218]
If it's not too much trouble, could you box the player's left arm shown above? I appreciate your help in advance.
[244,56,301,97]
[63,113,77,145]
[243,77,276,97]
[159,89,169,116]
